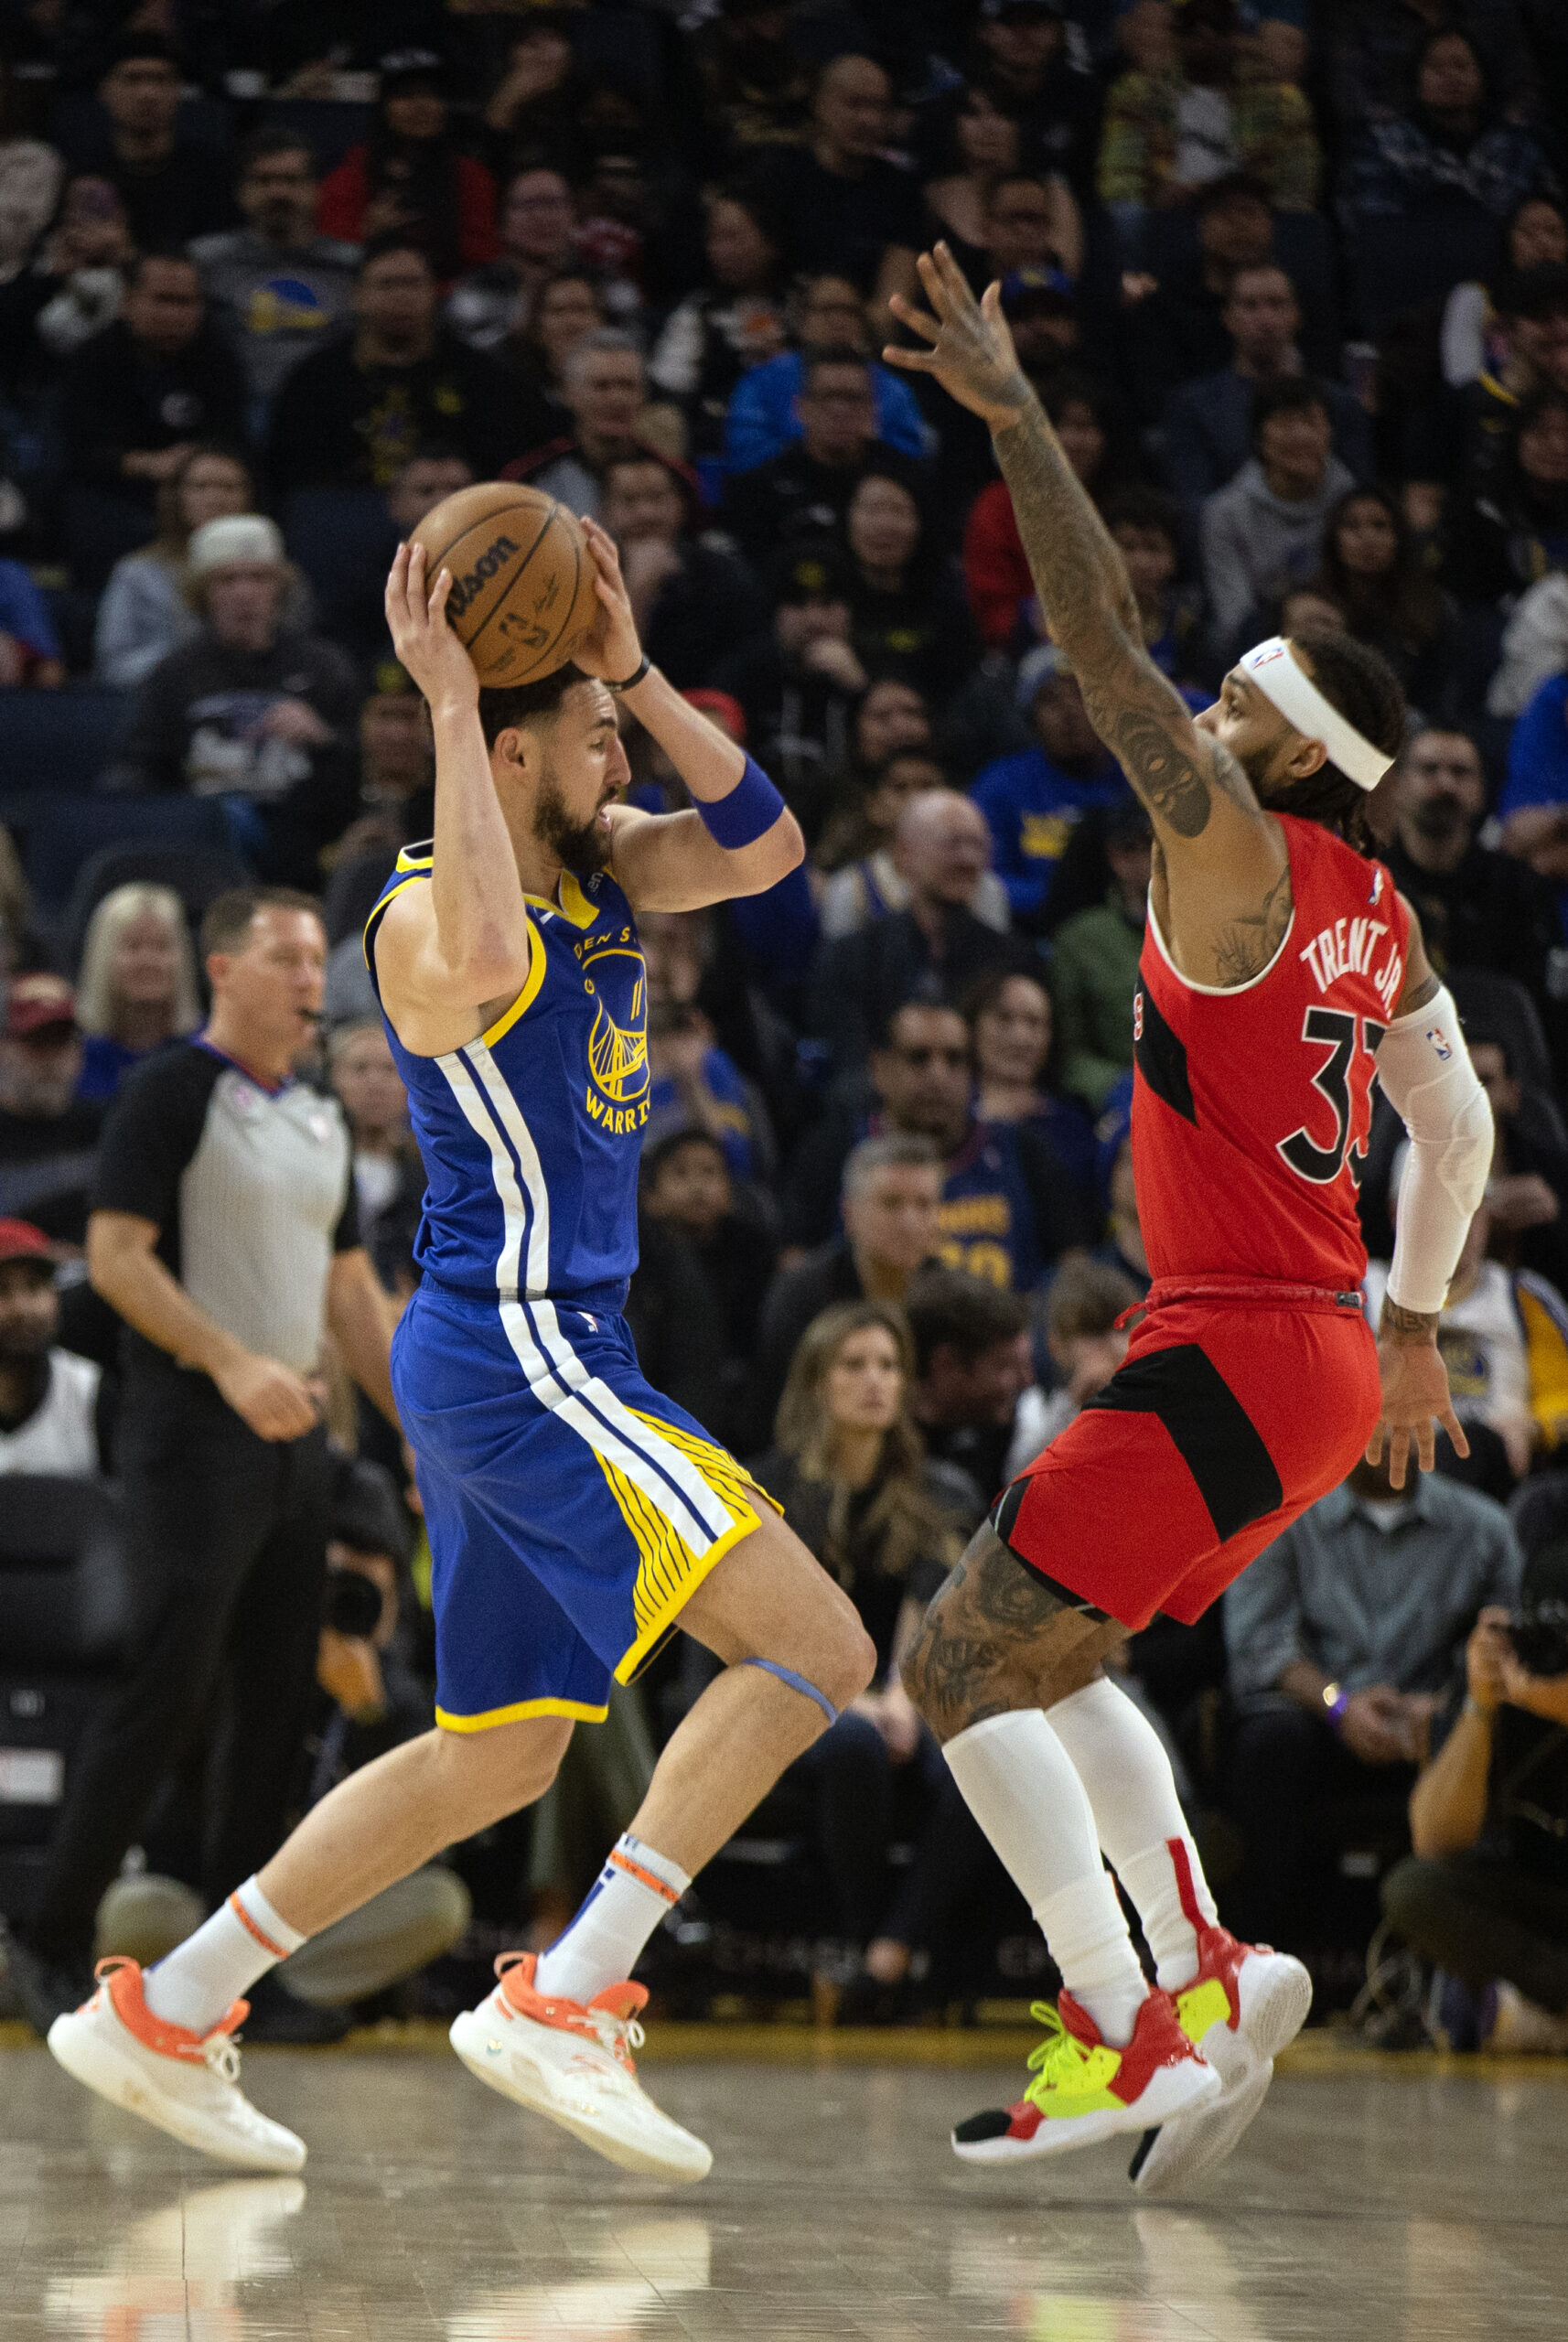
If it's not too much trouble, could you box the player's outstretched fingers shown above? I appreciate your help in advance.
[1439,1403,1470,1460]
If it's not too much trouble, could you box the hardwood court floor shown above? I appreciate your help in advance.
[3,2026,1565,2339]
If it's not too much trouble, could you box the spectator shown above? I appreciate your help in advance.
[481,19,591,171]
[711,541,860,833]
[494,271,606,450]
[1385,1537,1568,2055]
[447,167,580,353]
[0,59,61,283]
[1489,569,1568,721]
[2,174,133,390]
[1097,0,1319,262]
[601,452,766,688]
[971,646,1129,925]
[724,273,929,476]
[509,328,649,520]
[190,129,359,410]
[1309,489,1462,714]
[0,555,61,685]
[962,0,1101,194]
[1444,387,1568,611]
[962,962,1097,1208]
[267,237,510,494]
[1330,0,1542,136]
[93,446,298,691]
[1223,1457,1521,1956]
[60,35,234,250]
[0,975,104,1245]
[809,791,1028,1066]
[59,251,248,560]
[783,999,1087,1285]
[978,169,1084,294]
[1422,260,1568,496]
[905,1265,1034,1501]
[1006,1252,1141,1475]
[74,884,201,1104]
[752,56,920,325]
[641,1126,776,1455]
[1368,1186,1568,1480]
[0,1218,105,1477]
[1382,726,1563,1020]
[319,444,476,682]
[962,370,1123,649]
[649,187,788,459]
[327,1017,418,1265]
[724,346,925,570]
[818,749,1007,939]
[1091,1081,1152,1295]
[5,888,399,2032]
[1102,487,1205,685]
[114,514,360,886]
[1465,1032,1568,1297]
[690,0,812,169]
[1161,263,1373,511]
[640,909,770,1182]
[317,48,497,284]
[922,87,1029,282]
[1443,195,1568,391]
[1045,799,1152,1112]
[747,1299,984,2011]
[756,1133,945,1435]
[1498,657,1568,917]
[1199,375,1356,649]
[844,469,981,704]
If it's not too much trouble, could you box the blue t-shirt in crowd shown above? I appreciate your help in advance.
[646,1044,755,1179]
[75,1034,156,1102]
[1499,671,1568,923]
[939,1120,1053,1292]
[0,558,61,664]
[724,353,929,476]
[971,748,1131,920]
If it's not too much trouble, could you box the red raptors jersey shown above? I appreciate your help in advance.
[1132,812,1411,1290]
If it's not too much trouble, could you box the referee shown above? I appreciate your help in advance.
[11,886,400,2030]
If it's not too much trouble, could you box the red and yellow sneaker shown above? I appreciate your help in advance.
[47,1959,306,2171]
[1129,1902,1312,2196]
[449,1951,712,2182]
[951,1989,1220,2164]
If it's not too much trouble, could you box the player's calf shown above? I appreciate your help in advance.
[902,1524,1122,1744]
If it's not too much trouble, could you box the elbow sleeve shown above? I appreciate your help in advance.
[1375,987,1495,1316]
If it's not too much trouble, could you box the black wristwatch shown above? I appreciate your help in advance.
[605,654,652,693]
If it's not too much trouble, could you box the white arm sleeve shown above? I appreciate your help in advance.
[1374,985,1494,1316]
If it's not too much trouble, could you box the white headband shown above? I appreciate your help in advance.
[1239,637,1393,792]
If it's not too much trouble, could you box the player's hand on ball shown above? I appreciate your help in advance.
[575,516,644,684]
[384,540,479,713]
[1366,1328,1468,1489]
[884,244,1032,430]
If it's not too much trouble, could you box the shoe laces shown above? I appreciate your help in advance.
[204,2033,243,2086]
[1021,2001,1090,2107]
[583,2004,645,2073]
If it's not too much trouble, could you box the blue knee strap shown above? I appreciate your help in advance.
[745,1657,839,1725]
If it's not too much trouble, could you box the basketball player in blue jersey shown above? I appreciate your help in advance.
[47,523,877,2182]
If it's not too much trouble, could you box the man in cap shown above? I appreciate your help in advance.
[0,1218,104,1477]
[0,977,103,1247]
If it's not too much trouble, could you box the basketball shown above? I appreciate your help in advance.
[409,482,600,689]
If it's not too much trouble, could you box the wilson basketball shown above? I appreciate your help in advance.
[409,482,600,688]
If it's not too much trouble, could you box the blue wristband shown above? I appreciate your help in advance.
[695,755,784,850]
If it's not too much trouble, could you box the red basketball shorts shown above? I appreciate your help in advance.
[995,1280,1380,1631]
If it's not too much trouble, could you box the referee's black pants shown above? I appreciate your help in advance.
[24,1372,329,1964]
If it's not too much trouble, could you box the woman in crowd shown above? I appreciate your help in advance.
[317,53,497,283]
[844,469,981,704]
[650,187,787,459]
[1442,190,1568,390]
[1310,485,1461,714]
[499,270,606,448]
[815,745,947,926]
[1445,387,1568,608]
[93,446,286,688]
[962,965,1097,1215]
[922,87,1026,285]
[749,1302,988,2019]
[74,883,199,1101]
[328,1018,419,1264]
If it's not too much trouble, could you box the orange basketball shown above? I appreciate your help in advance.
[409,482,600,688]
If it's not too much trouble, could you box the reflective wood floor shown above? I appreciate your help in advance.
[4,2032,1565,2339]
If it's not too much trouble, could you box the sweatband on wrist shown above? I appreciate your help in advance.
[1375,986,1494,1316]
[694,754,785,850]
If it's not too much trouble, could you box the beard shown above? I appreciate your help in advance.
[1411,793,1469,842]
[532,762,613,882]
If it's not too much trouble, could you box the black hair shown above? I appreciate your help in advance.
[105,34,178,71]
[870,988,968,1055]
[478,663,591,748]
[1269,628,1406,852]
[358,229,435,277]
[1312,483,1445,646]
[1101,485,1182,548]
[1248,373,1331,447]
[641,1125,728,1185]
[126,245,200,287]
[200,886,322,957]
[239,125,317,176]
[903,1266,1029,1375]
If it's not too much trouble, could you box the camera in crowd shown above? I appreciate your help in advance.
[1505,1598,1568,1681]
[323,1564,385,1641]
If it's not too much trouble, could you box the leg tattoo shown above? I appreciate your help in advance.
[901,1527,1120,1743]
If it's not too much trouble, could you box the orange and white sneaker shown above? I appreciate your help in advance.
[449,1952,712,2183]
[47,1959,306,2173]
[951,1989,1220,2165]
[1129,1918,1312,2196]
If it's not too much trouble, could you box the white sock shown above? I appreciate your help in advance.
[943,1711,1148,2047]
[142,1875,307,2036]
[533,1832,690,2004]
[1048,1678,1219,1992]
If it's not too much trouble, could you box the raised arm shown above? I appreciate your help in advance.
[885,249,1274,876]
[575,518,804,912]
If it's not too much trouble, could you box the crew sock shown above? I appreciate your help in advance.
[1048,1677,1219,1991]
[943,1710,1148,2047]
[141,1875,307,2036]
[533,1832,690,2004]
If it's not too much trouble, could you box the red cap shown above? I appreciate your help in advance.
[682,689,746,745]
[0,1218,53,1266]
[5,973,77,1039]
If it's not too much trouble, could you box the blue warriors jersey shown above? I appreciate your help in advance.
[364,844,651,1309]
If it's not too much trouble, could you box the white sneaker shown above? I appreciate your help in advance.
[1131,1924,1311,2196]
[47,1958,306,2174]
[449,1952,712,2183]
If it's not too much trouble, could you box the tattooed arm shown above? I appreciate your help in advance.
[886,248,1286,973]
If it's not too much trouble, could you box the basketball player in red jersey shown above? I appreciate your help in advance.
[882,250,1495,2190]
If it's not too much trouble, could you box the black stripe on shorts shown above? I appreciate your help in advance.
[1079,1342,1283,1544]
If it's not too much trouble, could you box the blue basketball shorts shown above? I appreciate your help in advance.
[392,1282,777,1733]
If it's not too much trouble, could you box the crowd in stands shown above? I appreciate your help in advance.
[2,0,1568,2045]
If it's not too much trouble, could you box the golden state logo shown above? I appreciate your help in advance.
[576,932,650,1135]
